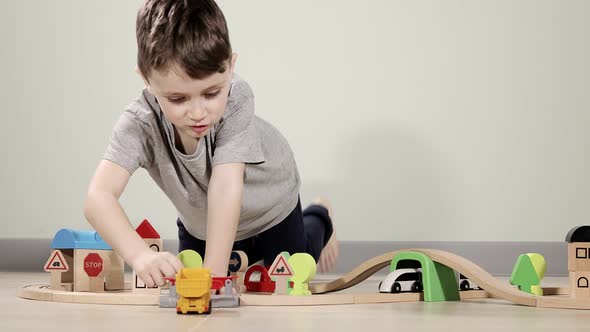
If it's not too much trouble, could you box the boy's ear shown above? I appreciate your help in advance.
[135,65,150,89]
[229,53,238,73]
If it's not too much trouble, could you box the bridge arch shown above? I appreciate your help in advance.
[389,251,460,302]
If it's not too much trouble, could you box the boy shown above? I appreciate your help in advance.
[84,0,338,287]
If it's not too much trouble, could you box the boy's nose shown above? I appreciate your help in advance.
[188,104,206,121]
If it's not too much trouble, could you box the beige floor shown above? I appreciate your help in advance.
[1,272,588,332]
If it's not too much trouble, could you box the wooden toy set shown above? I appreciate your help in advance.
[17,223,590,311]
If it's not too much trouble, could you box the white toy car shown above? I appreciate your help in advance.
[457,273,481,291]
[378,268,423,293]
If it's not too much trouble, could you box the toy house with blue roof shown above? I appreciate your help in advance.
[47,228,124,292]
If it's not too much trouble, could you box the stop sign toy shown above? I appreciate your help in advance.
[84,253,103,277]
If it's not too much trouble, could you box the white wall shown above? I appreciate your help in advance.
[0,1,588,241]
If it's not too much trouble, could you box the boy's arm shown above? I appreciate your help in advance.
[84,160,183,286]
[204,162,245,277]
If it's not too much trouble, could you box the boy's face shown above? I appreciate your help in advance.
[144,54,237,141]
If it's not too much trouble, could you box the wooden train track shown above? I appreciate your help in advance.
[18,249,587,309]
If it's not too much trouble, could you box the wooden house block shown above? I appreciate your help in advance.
[105,251,124,290]
[49,228,125,293]
[133,219,163,293]
[566,228,590,299]
[74,249,109,292]
[568,243,590,272]
[570,271,590,298]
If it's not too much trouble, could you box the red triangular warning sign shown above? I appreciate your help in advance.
[269,254,293,276]
[44,250,69,272]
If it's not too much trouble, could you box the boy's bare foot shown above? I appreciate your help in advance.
[312,196,339,273]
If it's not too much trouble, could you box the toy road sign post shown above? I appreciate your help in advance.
[228,251,249,293]
[45,249,70,291]
[269,253,293,295]
[84,253,104,277]
[84,253,105,292]
[228,251,248,273]
[44,250,69,272]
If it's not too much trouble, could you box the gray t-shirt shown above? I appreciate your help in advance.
[103,74,301,241]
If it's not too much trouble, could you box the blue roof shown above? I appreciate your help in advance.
[50,228,112,250]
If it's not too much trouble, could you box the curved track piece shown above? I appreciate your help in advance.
[413,249,537,306]
[18,284,158,305]
[310,250,404,294]
[311,248,537,307]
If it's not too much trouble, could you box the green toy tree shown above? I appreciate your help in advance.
[509,253,546,296]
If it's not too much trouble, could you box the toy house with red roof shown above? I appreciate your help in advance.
[133,219,163,292]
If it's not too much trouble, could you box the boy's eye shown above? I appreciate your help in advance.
[167,97,186,104]
[204,90,221,99]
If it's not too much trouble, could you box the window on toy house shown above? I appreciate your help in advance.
[150,244,160,252]
[576,248,588,259]
[578,277,589,288]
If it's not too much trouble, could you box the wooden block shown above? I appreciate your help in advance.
[49,271,63,290]
[570,271,590,298]
[458,290,491,300]
[568,243,576,271]
[61,250,74,284]
[105,251,124,290]
[133,271,159,293]
[105,274,125,291]
[273,277,290,296]
[568,243,590,272]
[570,271,577,298]
[537,295,590,310]
[541,287,569,296]
[353,292,421,304]
[74,250,90,292]
[89,277,104,293]
[75,250,105,292]
[239,293,354,306]
[239,291,486,306]
[144,238,163,253]
[73,249,121,293]
[235,271,247,293]
[133,236,163,293]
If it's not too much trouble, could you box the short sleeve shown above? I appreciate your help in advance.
[212,80,265,166]
[102,110,154,174]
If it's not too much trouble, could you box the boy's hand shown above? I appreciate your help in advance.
[130,250,184,287]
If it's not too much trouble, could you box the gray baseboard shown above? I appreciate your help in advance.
[0,239,567,277]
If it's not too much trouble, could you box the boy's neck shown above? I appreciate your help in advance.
[173,126,199,155]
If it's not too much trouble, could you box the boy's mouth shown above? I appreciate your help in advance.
[190,125,209,134]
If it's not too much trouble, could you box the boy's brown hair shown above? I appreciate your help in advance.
[136,0,232,80]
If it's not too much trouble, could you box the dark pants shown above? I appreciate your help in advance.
[177,198,333,266]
